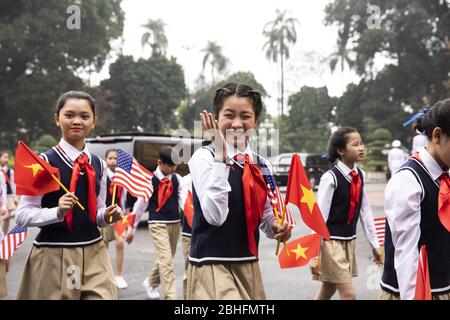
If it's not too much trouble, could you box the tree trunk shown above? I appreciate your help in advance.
[280,48,285,117]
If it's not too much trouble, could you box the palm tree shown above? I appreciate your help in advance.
[141,18,168,56]
[329,27,354,73]
[263,9,299,116]
[201,41,228,83]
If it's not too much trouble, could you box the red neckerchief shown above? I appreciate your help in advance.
[348,170,362,224]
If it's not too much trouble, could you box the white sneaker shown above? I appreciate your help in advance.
[142,278,160,299]
[115,276,128,289]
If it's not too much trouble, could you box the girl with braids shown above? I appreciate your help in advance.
[311,127,382,300]
[380,99,450,300]
[187,82,292,299]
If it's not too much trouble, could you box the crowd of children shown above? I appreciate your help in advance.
[0,86,448,300]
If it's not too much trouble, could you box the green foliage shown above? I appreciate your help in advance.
[0,0,125,150]
[33,134,58,153]
[100,55,186,133]
[280,86,336,153]
[364,128,392,172]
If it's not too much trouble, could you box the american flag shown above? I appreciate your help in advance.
[0,225,27,260]
[374,217,386,246]
[112,149,154,202]
[262,165,296,226]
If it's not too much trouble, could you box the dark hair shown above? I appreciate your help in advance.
[105,149,117,158]
[327,127,359,163]
[54,91,96,116]
[213,82,263,121]
[415,99,450,140]
[159,146,175,166]
[0,151,9,157]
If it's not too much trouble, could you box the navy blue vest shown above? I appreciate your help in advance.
[147,174,180,223]
[182,214,192,237]
[381,159,450,296]
[34,147,103,247]
[326,165,364,240]
[189,147,268,265]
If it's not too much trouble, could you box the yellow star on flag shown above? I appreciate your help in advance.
[24,163,44,177]
[122,215,128,224]
[300,184,316,213]
[291,243,309,260]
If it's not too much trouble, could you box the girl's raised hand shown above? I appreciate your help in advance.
[200,110,226,162]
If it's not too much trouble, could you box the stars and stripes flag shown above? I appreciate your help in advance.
[374,217,386,246]
[111,149,154,202]
[0,225,27,260]
[263,166,296,226]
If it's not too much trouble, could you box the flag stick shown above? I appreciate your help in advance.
[275,203,289,256]
[274,206,289,256]
[51,174,85,210]
[109,185,117,223]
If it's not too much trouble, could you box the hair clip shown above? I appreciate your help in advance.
[402,106,429,127]
[321,152,329,158]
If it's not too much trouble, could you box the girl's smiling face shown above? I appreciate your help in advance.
[339,132,365,164]
[54,98,96,146]
[217,95,256,150]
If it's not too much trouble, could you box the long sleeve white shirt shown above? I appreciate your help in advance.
[317,160,380,249]
[15,138,109,228]
[0,173,6,211]
[384,147,448,300]
[187,142,277,239]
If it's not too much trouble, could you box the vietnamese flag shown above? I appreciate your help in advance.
[183,190,194,228]
[14,141,60,196]
[414,245,432,300]
[285,154,330,240]
[113,214,136,237]
[278,233,322,268]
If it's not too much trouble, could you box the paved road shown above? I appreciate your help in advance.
[3,182,386,300]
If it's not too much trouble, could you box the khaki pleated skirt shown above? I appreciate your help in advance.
[101,225,116,243]
[16,240,117,300]
[186,261,266,300]
[379,289,450,300]
[313,239,358,284]
[0,259,7,299]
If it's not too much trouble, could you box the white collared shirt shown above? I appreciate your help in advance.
[131,166,183,230]
[187,142,277,239]
[15,138,109,228]
[384,147,449,300]
[317,160,380,249]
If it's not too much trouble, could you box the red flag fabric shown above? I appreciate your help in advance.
[183,190,194,228]
[113,214,136,237]
[414,245,432,300]
[438,173,450,232]
[242,154,268,257]
[278,233,322,268]
[285,154,330,239]
[157,178,173,212]
[14,141,60,196]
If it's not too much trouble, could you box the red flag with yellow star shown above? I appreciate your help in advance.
[113,214,136,237]
[14,141,60,196]
[278,233,322,268]
[285,154,330,239]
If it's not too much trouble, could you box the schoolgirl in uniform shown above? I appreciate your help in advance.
[380,99,450,300]
[186,82,292,300]
[15,90,122,299]
[102,149,128,289]
[128,146,183,300]
[0,172,7,299]
[311,127,383,300]
[0,151,18,234]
